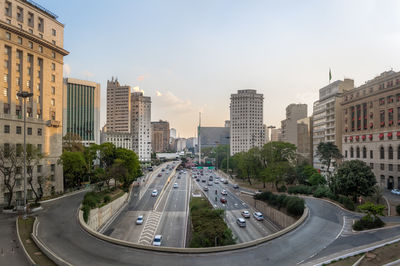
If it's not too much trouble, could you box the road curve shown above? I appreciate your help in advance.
[36,190,358,266]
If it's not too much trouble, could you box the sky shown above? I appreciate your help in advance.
[38,0,400,138]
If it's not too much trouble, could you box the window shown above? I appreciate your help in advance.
[3,88,7,96]
[37,165,42,173]
[51,164,55,172]
[389,146,393,160]
[51,86,55,95]
[17,37,22,44]
[5,1,12,17]
[52,40,56,45]
[27,127,32,135]
[37,128,42,136]
[38,46,43,53]
[356,147,360,158]
[350,147,354,158]
[4,125,10,133]
[16,64,21,72]
[17,6,23,22]
[52,52,56,59]
[398,145,400,160]
[5,32,11,40]
[380,146,385,159]
[370,163,374,169]
[345,150,348,158]
[381,164,385,170]
[52,28,56,36]
[51,63,55,70]
[51,75,55,82]
[28,41,33,49]
[51,98,55,106]
[37,144,42,154]
[16,126,21,134]
[389,164,393,171]
[370,150,373,159]
[28,12,34,27]
[4,74,7,82]
[363,147,367,158]
[38,17,44,32]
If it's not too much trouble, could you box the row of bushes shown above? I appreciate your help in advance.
[189,197,235,247]
[287,185,355,211]
[353,215,384,231]
[254,191,305,217]
[81,189,118,223]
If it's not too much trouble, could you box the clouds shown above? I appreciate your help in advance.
[63,63,71,76]
[154,90,201,114]
[133,86,144,93]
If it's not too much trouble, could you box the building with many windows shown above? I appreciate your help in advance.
[106,77,130,133]
[62,78,100,146]
[281,103,307,147]
[151,120,169,153]
[230,89,264,155]
[341,70,400,189]
[100,125,131,150]
[312,79,354,174]
[199,126,230,149]
[270,128,282,142]
[0,0,68,205]
[131,91,151,162]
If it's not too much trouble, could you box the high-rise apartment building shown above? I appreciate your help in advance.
[297,117,313,163]
[312,79,354,173]
[151,120,170,153]
[270,128,282,141]
[170,128,177,139]
[341,70,400,189]
[230,89,264,155]
[199,126,230,149]
[0,0,68,205]
[281,103,307,146]
[63,78,100,146]
[131,92,151,162]
[106,77,130,133]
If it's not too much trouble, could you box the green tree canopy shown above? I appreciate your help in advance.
[316,142,343,176]
[59,151,86,188]
[332,160,376,202]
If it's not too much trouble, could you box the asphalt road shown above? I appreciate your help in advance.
[0,214,28,266]
[105,162,178,244]
[194,169,277,243]
[35,177,400,266]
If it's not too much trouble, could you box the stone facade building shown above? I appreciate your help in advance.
[230,89,264,155]
[100,125,132,150]
[0,0,68,205]
[63,78,100,146]
[106,78,130,133]
[341,70,400,189]
[151,120,169,153]
[312,79,354,174]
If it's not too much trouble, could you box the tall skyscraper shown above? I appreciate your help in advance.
[0,0,69,205]
[106,78,131,133]
[63,78,100,146]
[312,79,354,173]
[131,92,151,162]
[281,103,308,146]
[151,120,170,153]
[170,128,177,139]
[230,89,264,155]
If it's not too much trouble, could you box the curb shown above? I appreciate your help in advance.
[382,196,390,216]
[97,191,129,234]
[78,201,309,254]
[303,234,400,266]
[40,188,88,204]
[30,217,72,266]
[16,217,36,266]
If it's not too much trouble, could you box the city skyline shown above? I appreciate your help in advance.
[38,0,400,137]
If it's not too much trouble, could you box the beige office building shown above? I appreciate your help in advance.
[312,79,354,174]
[230,89,264,155]
[151,120,170,153]
[297,117,313,163]
[281,103,307,146]
[106,77,130,133]
[131,91,151,162]
[341,70,400,189]
[270,128,282,142]
[0,0,68,205]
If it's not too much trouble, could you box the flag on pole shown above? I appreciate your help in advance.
[329,68,332,83]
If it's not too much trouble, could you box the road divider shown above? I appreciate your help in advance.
[153,165,178,211]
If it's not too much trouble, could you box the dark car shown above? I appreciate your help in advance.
[233,184,239,189]
[220,197,227,204]
[157,173,162,177]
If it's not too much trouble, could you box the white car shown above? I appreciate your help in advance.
[136,215,144,225]
[151,190,158,197]
[173,183,179,189]
[236,218,246,227]
[221,189,227,196]
[391,189,400,195]
[153,235,162,246]
[241,210,250,218]
[253,212,264,221]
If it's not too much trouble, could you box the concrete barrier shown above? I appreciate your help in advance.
[15,217,36,265]
[78,202,309,253]
[31,217,72,266]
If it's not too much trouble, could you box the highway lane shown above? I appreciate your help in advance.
[154,171,190,247]
[193,169,276,243]
[104,162,176,243]
[37,192,364,266]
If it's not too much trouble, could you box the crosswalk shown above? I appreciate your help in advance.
[138,211,163,245]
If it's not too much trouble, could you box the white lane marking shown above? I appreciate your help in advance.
[335,216,346,239]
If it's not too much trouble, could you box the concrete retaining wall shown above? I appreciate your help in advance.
[86,193,128,231]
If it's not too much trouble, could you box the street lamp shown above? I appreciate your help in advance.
[17,91,33,218]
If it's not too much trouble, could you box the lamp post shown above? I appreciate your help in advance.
[17,91,33,218]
